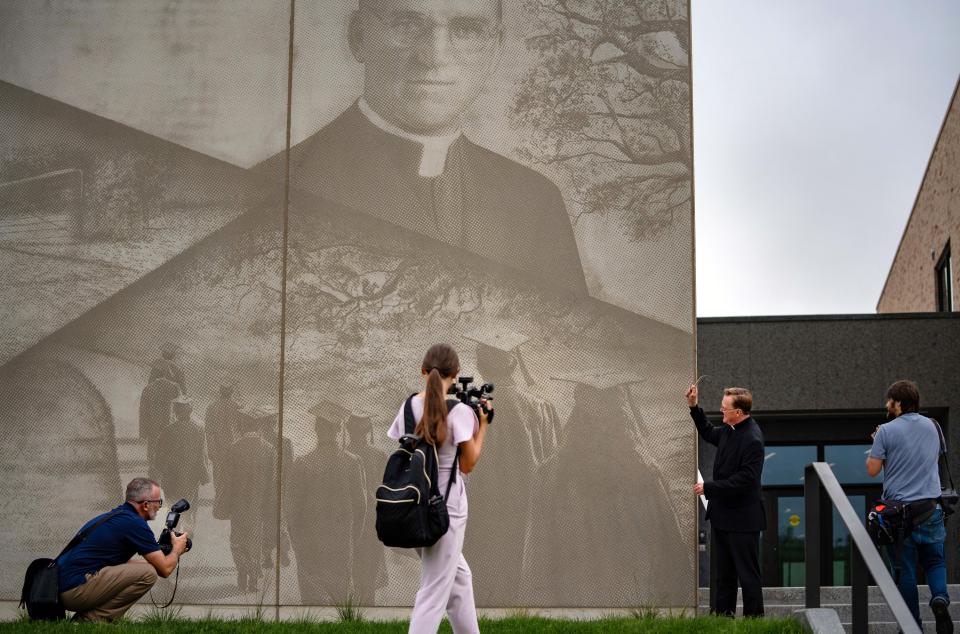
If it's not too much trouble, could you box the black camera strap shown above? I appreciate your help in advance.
[931,419,956,499]
[56,509,124,561]
[149,564,180,609]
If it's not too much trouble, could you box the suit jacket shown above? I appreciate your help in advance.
[258,103,588,295]
[691,406,766,532]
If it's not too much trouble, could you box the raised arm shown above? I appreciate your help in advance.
[687,384,721,446]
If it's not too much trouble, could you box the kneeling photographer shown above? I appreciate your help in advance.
[56,477,189,622]
[867,380,954,634]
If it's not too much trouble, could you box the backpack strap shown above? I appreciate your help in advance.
[56,508,125,561]
[403,393,418,436]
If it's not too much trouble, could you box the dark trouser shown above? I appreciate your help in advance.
[712,527,764,617]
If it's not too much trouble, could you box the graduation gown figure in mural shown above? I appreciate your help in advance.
[138,375,181,479]
[520,370,678,606]
[153,398,208,507]
[287,401,365,604]
[148,342,186,394]
[257,409,292,571]
[222,409,276,594]
[345,410,387,603]
[461,327,562,605]
[204,383,240,520]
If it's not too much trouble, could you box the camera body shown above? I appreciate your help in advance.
[158,498,193,555]
[448,376,494,422]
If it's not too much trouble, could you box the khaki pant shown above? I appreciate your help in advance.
[60,562,157,622]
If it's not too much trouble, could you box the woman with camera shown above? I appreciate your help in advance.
[387,343,490,634]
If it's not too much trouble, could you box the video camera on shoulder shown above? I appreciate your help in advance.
[448,376,494,422]
[158,498,193,554]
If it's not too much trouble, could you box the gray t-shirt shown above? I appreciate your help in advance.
[869,412,943,502]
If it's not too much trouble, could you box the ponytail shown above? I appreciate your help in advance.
[418,368,448,446]
[416,343,459,446]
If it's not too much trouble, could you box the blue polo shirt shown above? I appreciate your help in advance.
[57,503,161,591]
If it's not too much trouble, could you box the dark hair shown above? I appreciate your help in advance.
[418,344,459,446]
[723,387,753,414]
[886,380,920,413]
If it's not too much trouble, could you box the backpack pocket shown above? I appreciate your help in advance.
[375,484,421,505]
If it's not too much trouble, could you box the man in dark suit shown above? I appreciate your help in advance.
[687,384,765,617]
[258,0,587,295]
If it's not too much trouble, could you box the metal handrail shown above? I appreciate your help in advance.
[804,462,920,634]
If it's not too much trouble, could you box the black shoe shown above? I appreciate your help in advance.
[931,596,953,634]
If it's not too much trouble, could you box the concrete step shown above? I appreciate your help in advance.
[760,601,960,621]
[699,586,959,632]
[699,585,960,605]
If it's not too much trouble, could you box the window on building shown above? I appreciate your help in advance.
[935,242,952,312]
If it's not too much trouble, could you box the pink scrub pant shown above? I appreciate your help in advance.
[408,512,479,634]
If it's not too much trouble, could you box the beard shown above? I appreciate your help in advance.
[886,410,898,421]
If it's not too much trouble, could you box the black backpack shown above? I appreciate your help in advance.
[375,395,460,548]
[20,509,123,620]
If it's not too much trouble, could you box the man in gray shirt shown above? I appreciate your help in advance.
[867,380,952,634]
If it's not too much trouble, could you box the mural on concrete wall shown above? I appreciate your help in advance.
[0,0,695,609]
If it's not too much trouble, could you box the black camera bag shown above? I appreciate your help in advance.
[20,509,122,621]
[375,395,460,548]
[867,499,936,546]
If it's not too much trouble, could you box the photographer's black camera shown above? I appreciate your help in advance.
[448,376,494,422]
[158,498,193,555]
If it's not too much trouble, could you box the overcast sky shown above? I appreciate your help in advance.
[692,0,960,318]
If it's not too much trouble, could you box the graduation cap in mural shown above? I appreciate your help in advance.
[464,325,535,387]
[463,326,529,352]
[238,404,277,432]
[551,368,649,442]
[307,400,352,427]
[550,368,645,392]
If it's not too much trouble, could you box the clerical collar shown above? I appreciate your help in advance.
[358,98,461,178]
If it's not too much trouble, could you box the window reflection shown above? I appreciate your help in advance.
[762,445,817,486]
[824,445,882,484]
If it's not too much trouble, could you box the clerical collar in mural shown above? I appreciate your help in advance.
[357,98,461,179]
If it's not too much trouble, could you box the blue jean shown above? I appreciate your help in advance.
[886,507,949,626]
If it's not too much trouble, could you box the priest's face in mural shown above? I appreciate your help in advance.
[348,0,504,135]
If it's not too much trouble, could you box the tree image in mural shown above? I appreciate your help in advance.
[513,0,690,240]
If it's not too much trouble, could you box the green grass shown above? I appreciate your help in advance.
[0,616,804,633]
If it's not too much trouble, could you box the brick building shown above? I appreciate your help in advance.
[878,78,959,313]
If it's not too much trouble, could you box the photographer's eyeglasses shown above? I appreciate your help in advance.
[366,10,501,55]
[140,498,163,506]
